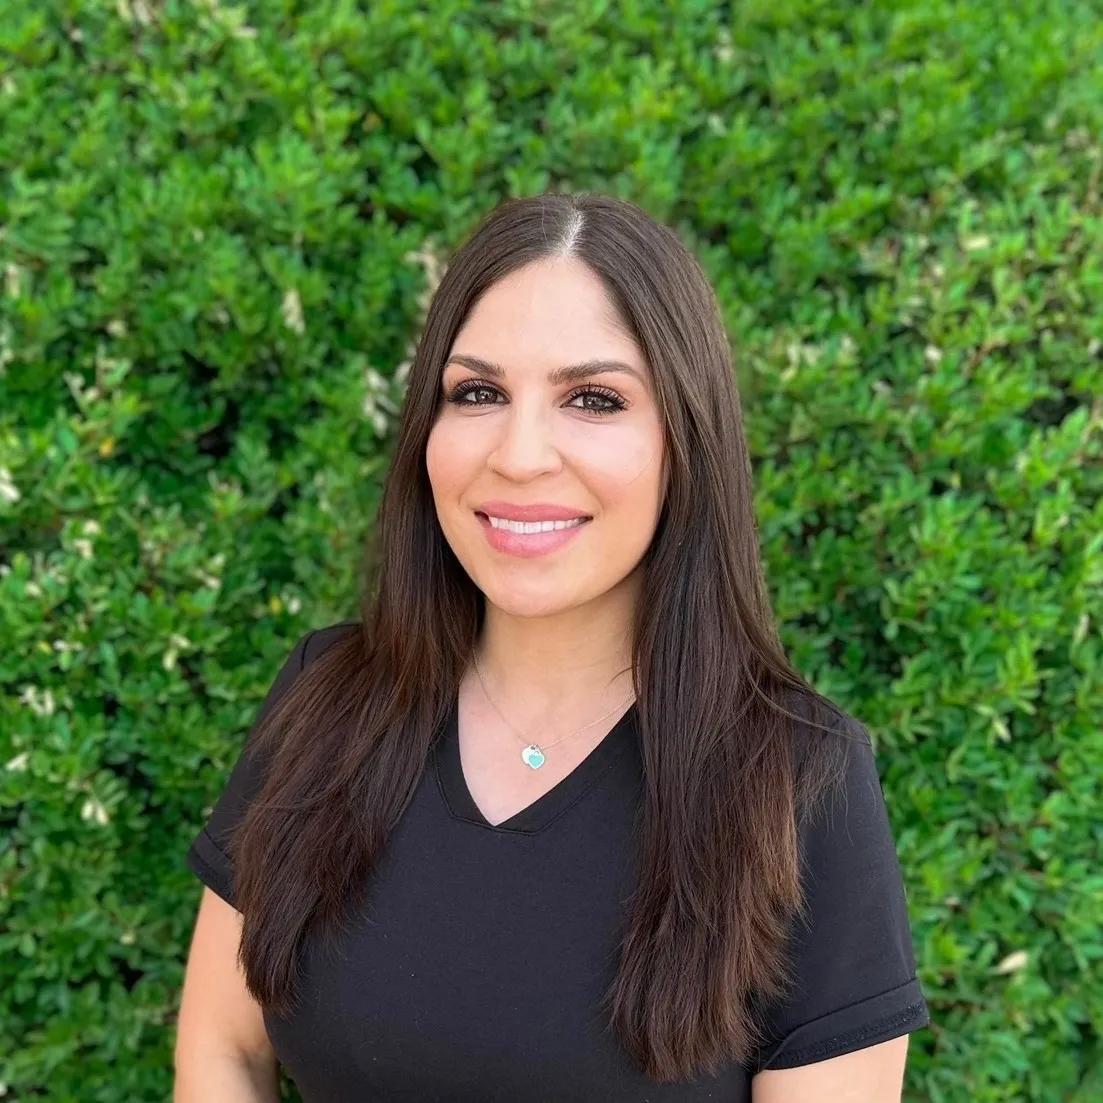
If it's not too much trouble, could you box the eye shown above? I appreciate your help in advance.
[443,379,628,416]
[446,380,503,406]
[566,387,626,416]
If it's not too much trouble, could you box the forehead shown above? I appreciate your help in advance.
[450,258,644,372]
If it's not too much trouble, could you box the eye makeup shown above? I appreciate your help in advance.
[444,379,627,416]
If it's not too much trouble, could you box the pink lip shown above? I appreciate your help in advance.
[476,500,592,522]
[475,511,591,559]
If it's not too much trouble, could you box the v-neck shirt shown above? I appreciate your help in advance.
[434,691,638,833]
[186,621,929,1101]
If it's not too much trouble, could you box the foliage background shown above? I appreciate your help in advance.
[2,0,1101,1100]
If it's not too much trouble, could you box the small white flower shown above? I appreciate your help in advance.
[405,243,447,314]
[363,366,388,394]
[924,345,943,365]
[4,263,22,299]
[281,289,305,334]
[785,341,821,368]
[963,234,990,251]
[5,752,29,772]
[993,950,1029,975]
[73,539,93,559]
[0,468,19,504]
[19,686,56,717]
[81,797,110,826]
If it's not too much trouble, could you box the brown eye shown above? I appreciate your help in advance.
[566,387,626,416]
[447,381,502,406]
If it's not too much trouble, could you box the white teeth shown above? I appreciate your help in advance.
[487,516,586,534]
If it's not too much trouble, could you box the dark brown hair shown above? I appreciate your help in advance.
[230,192,856,1082]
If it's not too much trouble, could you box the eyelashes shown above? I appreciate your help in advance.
[444,379,627,416]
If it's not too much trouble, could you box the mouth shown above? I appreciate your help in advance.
[475,512,590,534]
[473,510,592,558]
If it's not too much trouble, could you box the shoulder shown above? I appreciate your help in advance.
[785,693,891,861]
[776,688,874,817]
[237,619,362,746]
[773,688,904,914]
[248,620,360,727]
[751,693,928,1072]
[301,619,362,667]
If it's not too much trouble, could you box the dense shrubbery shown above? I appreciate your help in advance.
[2,1,1101,1099]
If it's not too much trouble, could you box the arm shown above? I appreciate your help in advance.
[747,721,928,1090]
[174,887,280,1103]
[752,1035,910,1102]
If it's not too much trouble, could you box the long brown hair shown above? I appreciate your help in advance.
[230,192,856,1082]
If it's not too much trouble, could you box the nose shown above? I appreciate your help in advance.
[485,397,563,482]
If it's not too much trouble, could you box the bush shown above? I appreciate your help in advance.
[1,1,1100,1100]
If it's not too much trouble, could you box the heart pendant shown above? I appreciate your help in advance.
[521,745,546,770]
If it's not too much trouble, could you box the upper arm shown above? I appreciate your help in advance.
[175,886,275,1068]
[177,626,359,1065]
[752,1035,909,1102]
[749,721,929,1075]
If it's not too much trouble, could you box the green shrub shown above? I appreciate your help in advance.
[1,1,1100,1100]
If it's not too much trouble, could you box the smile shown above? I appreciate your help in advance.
[475,511,591,559]
[486,516,587,534]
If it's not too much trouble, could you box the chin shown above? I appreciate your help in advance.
[479,582,594,621]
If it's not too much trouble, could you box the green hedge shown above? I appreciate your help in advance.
[2,1,1101,1100]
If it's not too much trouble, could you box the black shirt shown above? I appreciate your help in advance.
[187,622,929,1101]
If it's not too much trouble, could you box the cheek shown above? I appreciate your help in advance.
[570,423,664,517]
[426,419,479,502]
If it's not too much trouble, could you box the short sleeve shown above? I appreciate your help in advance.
[751,724,930,1072]
[185,629,317,909]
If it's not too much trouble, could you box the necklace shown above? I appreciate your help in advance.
[471,653,635,770]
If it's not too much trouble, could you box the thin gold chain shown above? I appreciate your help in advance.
[471,653,635,755]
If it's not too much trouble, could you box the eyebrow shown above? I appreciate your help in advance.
[444,354,646,388]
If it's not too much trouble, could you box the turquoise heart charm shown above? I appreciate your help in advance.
[521,745,546,770]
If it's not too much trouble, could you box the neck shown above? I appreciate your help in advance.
[473,574,639,721]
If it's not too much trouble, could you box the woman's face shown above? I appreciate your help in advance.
[426,256,666,621]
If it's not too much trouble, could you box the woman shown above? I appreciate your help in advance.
[175,192,929,1102]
